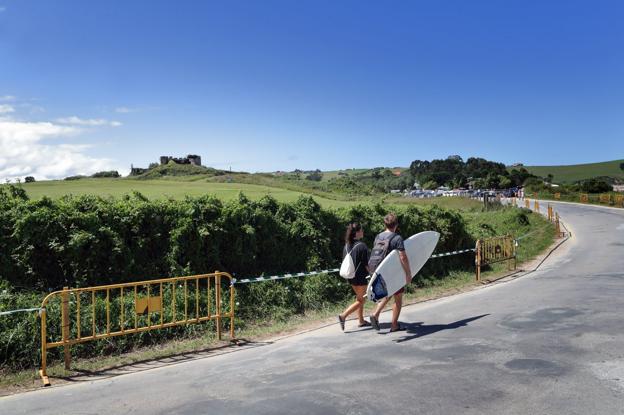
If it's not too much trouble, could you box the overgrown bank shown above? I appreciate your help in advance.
[0,185,553,373]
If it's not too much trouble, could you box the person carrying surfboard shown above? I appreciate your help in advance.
[368,213,411,332]
[337,222,372,331]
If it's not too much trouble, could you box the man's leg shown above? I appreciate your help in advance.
[391,292,403,330]
[370,296,390,330]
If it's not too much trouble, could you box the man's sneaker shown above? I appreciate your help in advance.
[369,315,380,331]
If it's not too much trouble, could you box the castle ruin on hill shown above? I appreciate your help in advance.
[130,154,202,176]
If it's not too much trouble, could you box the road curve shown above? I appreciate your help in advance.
[2,201,623,415]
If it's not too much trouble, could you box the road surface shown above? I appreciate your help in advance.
[2,201,623,414]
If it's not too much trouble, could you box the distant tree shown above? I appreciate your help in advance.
[498,175,512,189]
[306,169,323,181]
[92,170,120,178]
[24,176,35,183]
[422,180,438,190]
[579,178,612,193]
[64,175,87,181]
[620,162,624,171]
[545,173,554,184]
[148,163,159,170]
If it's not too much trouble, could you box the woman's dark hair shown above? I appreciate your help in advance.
[345,222,362,245]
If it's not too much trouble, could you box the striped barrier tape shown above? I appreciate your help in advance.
[430,248,475,258]
[0,307,42,317]
[233,247,476,284]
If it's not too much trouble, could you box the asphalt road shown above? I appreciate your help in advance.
[2,201,623,414]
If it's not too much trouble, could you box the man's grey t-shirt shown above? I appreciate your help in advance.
[375,231,405,253]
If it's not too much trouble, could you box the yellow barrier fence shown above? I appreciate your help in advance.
[554,193,561,200]
[599,194,611,204]
[475,235,516,282]
[39,271,235,386]
[547,204,553,222]
[525,199,530,209]
[555,212,563,237]
[534,200,540,212]
[616,194,624,208]
[580,193,589,203]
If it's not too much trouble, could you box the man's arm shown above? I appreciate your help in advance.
[398,250,411,285]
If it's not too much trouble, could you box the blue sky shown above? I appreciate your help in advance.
[0,0,622,179]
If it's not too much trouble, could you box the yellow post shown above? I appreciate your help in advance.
[39,307,50,386]
[215,272,222,340]
[475,240,481,282]
[525,199,530,209]
[61,287,71,371]
[555,213,561,238]
[229,282,235,340]
[554,192,561,200]
[534,200,539,212]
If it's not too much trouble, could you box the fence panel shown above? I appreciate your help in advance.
[39,271,235,386]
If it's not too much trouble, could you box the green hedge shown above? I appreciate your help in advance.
[0,185,537,370]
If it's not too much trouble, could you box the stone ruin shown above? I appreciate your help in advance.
[130,154,202,176]
[160,154,202,166]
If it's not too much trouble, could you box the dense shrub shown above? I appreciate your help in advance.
[91,170,120,178]
[0,184,540,370]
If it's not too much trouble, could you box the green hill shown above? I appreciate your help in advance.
[512,159,624,184]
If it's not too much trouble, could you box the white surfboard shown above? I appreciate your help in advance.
[366,231,440,302]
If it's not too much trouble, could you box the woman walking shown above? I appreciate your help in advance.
[338,222,371,331]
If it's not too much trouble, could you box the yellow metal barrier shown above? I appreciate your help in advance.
[475,235,516,282]
[555,212,563,237]
[38,271,235,386]
[580,193,589,203]
[525,199,530,209]
[616,194,624,207]
[599,194,611,204]
[547,204,553,222]
[534,200,540,212]
[554,192,561,200]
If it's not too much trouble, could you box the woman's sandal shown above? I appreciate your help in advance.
[358,321,372,328]
[389,324,406,332]
[337,315,346,331]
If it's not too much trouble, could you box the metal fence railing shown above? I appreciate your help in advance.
[39,271,235,386]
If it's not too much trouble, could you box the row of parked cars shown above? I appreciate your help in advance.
[404,188,520,198]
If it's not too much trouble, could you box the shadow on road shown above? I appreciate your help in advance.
[393,314,489,343]
[59,338,272,383]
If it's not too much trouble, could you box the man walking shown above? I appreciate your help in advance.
[368,213,411,332]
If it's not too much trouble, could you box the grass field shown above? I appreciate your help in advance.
[14,178,485,210]
[517,159,624,183]
[18,179,357,208]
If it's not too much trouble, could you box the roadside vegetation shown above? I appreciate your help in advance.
[0,182,554,389]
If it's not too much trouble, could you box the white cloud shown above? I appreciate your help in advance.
[0,118,119,181]
[115,107,135,113]
[56,116,122,127]
[0,104,15,114]
[0,95,15,101]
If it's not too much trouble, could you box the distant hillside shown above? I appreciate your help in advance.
[512,159,624,184]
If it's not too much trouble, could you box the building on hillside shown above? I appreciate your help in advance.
[613,184,624,192]
[160,154,202,166]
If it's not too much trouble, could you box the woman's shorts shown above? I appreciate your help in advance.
[349,275,368,286]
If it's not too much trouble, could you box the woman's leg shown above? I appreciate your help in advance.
[352,285,367,324]
[340,285,366,321]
